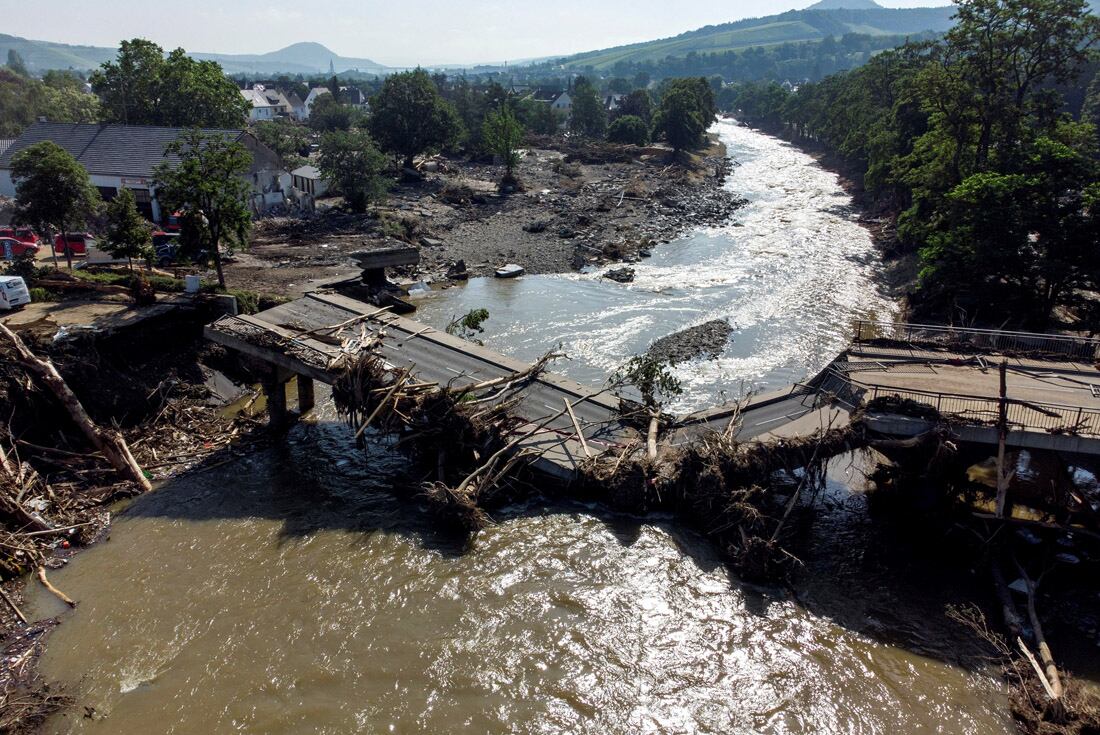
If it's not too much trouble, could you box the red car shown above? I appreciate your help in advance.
[0,227,40,245]
[0,237,40,260]
[53,233,96,256]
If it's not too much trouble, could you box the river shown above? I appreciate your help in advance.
[26,120,1016,734]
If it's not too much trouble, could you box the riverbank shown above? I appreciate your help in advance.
[227,136,742,296]
[0,306,267,732]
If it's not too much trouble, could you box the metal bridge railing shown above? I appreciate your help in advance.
[852,320,1100,361]
[859,382,1100,437]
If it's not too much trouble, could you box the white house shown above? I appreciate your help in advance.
[551,92,573,112]
[290,164,329,197]
[303,87,332,119]
[0,122,291,221]
[241,87,279,122]
[286,92,307,121]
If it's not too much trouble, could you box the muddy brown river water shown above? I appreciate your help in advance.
[27,121,1019,734]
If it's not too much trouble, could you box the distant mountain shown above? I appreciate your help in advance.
[0,35,388,76]
[806,0,883,10]
[194,42,388,76]
[555,5,956,70]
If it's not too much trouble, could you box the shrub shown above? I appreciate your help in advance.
[607,115,649,146]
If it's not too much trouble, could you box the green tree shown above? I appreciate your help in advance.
[614,89,653,124]
[103,189,154,271]
[10,141,101,270]
[516,97,561,135]
[153,130,253,288]
[318,129,388,213]
[6,50,28,77]
[569,76,606,138]
[252,118,310,169]
[482,105,525,180]
[91,39,248,127]
[607,115,649,146]
[653,87,706,152]
[308,93,358,132]
[369,69,461,171]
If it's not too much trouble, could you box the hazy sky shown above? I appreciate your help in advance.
[1,0,952,67]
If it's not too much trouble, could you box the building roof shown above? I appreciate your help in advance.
[285,92,305,108]
[241,89,278,110]
[0,121,248,179]
[291,164,322,179]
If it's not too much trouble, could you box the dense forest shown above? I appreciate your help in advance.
[723,0,1100,329]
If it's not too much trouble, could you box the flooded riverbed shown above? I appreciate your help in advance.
[27,122,1017,734]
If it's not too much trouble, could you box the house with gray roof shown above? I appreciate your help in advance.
[0,121,290,221]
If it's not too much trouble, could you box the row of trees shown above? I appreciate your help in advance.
[0,54,100,137]
[571,75,718,152]
[723,0,1100,328]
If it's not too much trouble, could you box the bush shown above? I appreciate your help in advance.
[28,287,60,303]
[2,252,46,282]
[607,115,649,146]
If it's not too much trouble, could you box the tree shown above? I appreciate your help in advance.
[102,189,153,271]
[369,69,461,170]
[607,115,649,146]
[318,130,388,213]
[252,118,310,169]
[10,141,101,270]
[6,50,28,77]
[569,76,606,138]
[653,87,706,152]
[308,93,357,132]
[153,130,253,288]
[516,97,561,135]
[614,89,653,124]
[91,39,249,127]
[482,105,525,182]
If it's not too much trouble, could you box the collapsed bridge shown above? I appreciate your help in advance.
[206,295,1100,473]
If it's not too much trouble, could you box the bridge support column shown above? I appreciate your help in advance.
[264,377,289,430]
[297,376,315,416]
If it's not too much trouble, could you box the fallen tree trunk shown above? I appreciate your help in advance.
[0,323,152,492]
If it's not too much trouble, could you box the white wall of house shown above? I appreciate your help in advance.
[0,170,14,198]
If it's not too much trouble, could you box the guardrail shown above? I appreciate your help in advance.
[852,320,1100,360]
[857,380,1100,438]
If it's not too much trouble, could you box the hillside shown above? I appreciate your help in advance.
[0,35,388,75]
[557,5,956,70]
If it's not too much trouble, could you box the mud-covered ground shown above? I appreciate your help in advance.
[226,138,741,297]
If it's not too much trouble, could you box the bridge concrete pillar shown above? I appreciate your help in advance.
[297,376,315,416]
[264,378,289,430]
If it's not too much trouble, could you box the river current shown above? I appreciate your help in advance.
[27,120,1016,734]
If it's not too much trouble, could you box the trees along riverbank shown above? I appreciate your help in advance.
[721,0,1100,332]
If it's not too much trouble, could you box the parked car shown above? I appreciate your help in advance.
[0,227,40,245]
[0,237,40,260]
[0,276,30,310]
[152,231,208,267]
[53,233,96,256]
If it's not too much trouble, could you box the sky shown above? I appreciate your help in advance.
[0,0,952,67]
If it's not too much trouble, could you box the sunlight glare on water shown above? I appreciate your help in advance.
[413,119,897,411]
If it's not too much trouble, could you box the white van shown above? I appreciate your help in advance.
[0,276,31,310]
